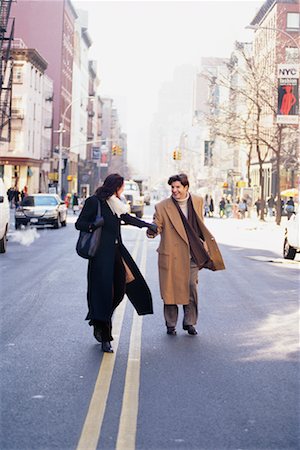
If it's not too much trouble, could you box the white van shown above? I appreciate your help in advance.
[123,180,144,218]
[0,178,9,253]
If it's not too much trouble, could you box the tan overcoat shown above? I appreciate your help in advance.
[152,194,225,305]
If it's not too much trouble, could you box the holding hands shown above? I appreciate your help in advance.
[147,223,158,238]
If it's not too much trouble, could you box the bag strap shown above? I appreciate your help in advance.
[96,198,101,216]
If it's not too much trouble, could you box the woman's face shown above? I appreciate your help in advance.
[116,182,125,198]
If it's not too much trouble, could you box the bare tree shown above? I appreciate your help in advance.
[201,42,298,223]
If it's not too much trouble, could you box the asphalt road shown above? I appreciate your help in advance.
[1,206,299,450]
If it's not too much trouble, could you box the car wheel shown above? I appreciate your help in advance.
[15,222,21,230]
[283,237,296,260]
[53,214,61,229]
[135,210,143,219]
[0,229,7,253]
[61,219,67,227]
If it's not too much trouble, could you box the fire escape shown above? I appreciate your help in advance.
[0,0,14,142]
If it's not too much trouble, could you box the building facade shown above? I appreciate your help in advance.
[249,0,300,198]
[0,42,53,193]
[11,0,77,195]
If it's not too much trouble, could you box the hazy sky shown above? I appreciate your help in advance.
[73,0,262,173]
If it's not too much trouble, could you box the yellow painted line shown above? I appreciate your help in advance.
[115,236,148,450]
[76,232,142,450]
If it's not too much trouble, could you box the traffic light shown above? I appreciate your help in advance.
[112,145,122,156]
[172,149,182,160]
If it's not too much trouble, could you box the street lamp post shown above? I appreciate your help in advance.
[56,97,93,197]
[246,24,300,52]
[56,121,65,197]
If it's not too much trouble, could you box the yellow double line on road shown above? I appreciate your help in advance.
[76,231,148,450]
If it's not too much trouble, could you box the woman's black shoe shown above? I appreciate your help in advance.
[101,341,113,353]
[93,327,102,343]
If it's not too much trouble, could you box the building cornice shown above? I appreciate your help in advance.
[0,157,43,167]
[66,0,78,19]
[250,0,297,26]
[11,48,48,73]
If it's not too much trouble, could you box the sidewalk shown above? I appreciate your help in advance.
[205,214,291,258]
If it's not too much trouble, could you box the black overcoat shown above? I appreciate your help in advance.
[75,195,153,322]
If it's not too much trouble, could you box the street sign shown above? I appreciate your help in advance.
[92,147,101,160]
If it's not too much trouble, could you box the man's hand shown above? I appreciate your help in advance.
[146,223,158,238]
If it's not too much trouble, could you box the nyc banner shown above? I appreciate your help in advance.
[277,64,299,125]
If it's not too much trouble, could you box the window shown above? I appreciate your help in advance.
[285,47,299,63]
[22,195,58,207]
[286,12,300,29]
[204,141,213,167]
[35,70,38,90]
[13,66,23,84]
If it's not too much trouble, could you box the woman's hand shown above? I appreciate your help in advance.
[146,223,158,238]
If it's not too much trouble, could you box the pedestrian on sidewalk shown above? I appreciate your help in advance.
[219,197,226,218]
[286,196,295,219]
[72,192,79,214]
[209,197,214,217]
[237,198,247,219]
[7,187,15,208]
[75,173,156,353]
[13,187,20,208]
[147,173,225,337]
[255,198,261,217]
[267,195,275,217]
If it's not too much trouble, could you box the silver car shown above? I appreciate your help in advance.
[0,178,9,253]
[15,194,67,229]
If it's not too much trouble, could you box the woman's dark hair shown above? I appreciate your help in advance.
[95,173,124,200]
[168,173,189,188]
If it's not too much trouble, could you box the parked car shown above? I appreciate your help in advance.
[0,179,9,253]
[15,194,67,229]
[283,212,299,260]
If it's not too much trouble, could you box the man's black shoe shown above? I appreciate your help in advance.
[183,325,198,335]
[101,341,113,353]
[167,327,177,336]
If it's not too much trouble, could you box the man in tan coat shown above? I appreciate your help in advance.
[147,173,225,336]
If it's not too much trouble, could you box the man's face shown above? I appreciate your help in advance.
[171,181,188,200]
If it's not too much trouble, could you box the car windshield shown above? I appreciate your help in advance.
[125,183,138,191]
[22,196,58,207]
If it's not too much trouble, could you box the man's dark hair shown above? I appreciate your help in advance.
[168,173,189,188]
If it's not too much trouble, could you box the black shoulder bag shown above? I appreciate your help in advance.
[76,199,104,259]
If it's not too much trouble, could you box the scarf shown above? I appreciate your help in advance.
[172,196,215,271]
[106,195,128,217]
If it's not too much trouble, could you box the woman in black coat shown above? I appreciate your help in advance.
[75,173,156,353]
